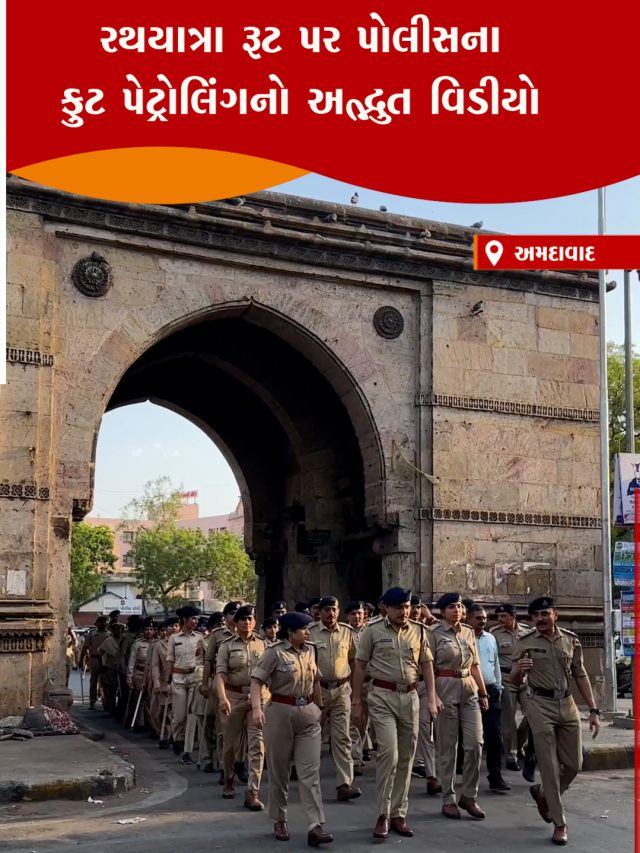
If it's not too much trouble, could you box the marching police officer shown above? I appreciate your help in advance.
[215,605,268,810]
[166,605,202,761]
[250,611,333,847]
[491,603,531,770]
[308,596,361,802]
[511,597,600,846]
[352,587,438,840]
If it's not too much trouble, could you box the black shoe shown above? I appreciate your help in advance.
[173,740,184,756]
[505,756,520,771]
[362,749,371,762]
[290,766,298,781]
[158,739,170,750]
[411,765,428,779]
[235,761,249,784]
[181,753,195,765]
[489,777,511,793]
[522,753,536,783]
[203,762,215,773]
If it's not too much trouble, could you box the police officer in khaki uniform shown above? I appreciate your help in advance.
[343,601,368,775]
[215,605,268,810]
[166,605,202,761]
[491,603,531,770]
[411,596,442,795]
[127,622,154,729]
[353,587,439,841]
[511,596,600,847]
[429,592,489,820]
[79,616,110,710]
[250,611,333,847]
[308,596,361,802]
[150,616,179,747]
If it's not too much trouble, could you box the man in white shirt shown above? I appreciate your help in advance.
[467,604,510,793]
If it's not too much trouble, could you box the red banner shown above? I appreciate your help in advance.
[474,235,640,270]
[6,1,640,204]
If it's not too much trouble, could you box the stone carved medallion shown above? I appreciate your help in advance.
[71,252,112,297]
[373,306,404,339]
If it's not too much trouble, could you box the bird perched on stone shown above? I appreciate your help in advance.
[226,196,246,206]
[351,192,359,205]
[418,229,432,239]
[379,205,388,212]
[470,300,484,316]
[470,220,483,229]
[322,212,338,223]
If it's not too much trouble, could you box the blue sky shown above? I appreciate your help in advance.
[89,176,639,519]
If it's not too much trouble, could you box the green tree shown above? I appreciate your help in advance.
[121,476,184,529]
[70,523,117,611]
[131,526,254,615]
[608,342,640,456]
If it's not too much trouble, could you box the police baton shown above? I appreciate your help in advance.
[130,689,144,729]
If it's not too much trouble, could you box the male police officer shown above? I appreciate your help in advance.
[492,603,531,770]
[511,596,600,846]
[353,587,439,840]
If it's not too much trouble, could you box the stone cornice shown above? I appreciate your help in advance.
[418,393,599,423]
[420,507,601,529]
[6,177,601,301]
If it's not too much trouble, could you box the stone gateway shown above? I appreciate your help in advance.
[1,177,605,713]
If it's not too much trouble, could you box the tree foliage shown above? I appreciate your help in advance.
[121,476,184,529]
[131,526,255,614]
[70,523,117,610]
[608,342,640,455]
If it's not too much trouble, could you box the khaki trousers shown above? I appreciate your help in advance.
[320,683,353,788]
[87,659,101,706]
[214,691,246,765]
[170,673,198,743]
[527,695,581,827]
[435,683,483,805]
[414,681,437,777]
[367,685,419,819]
[264,701,325,829]
[223,691,264,791]
[502,681,530,757]
[351,681,370,767]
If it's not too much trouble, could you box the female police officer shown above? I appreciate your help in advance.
[250,611,333,848]
[428,593,489,820]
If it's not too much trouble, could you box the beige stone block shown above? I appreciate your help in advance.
[433,341,493,370]
[527,352,567,381]
[556,542,595,570]
[507,566,551,597]
[505,456,557,485]
[433,366,464,394]
[556,459,573,484]
[7,253,44,289]
[434,451,468,480]
[570,333,599,360]
[457,315,487,343]
[474,539,522,568]
[492,349,528,376]
[519,484,550,510]
[522,542,557,565]
[552,570,600,600]
[487,319,537,350]
[486,301,535,323]
[6,316,42,349]
[538,429,573,460]
[567,357,599,385]
[463,371,537,402]
[538,328,571,355]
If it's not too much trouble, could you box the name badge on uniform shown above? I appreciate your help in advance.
[375,637,393,644]
[279,661,297,671]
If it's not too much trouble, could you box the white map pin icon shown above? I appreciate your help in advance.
[485,240,504,266]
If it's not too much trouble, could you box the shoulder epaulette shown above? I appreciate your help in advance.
[339,621,356,631]
[558,627,579,638]
[219,635,235,645]
[270,640,285,647]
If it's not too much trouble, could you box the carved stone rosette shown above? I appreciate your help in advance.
[71,252,112,298]
[373,306,404,339]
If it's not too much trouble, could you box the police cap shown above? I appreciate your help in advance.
[436,593,463,611]
[280,612,314,631]
[528,596,555,615]
[382,587,411,607]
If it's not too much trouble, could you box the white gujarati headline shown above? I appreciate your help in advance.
[60,15,540,128]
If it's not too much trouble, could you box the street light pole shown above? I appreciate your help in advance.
[598,187,616,711]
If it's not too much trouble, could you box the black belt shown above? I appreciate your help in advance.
[532,688,570,699]
[319,677,349,689]
[500,667,511,674]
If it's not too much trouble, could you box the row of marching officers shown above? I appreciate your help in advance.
[168,588,602,849]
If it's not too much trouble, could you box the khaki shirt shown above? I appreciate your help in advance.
[308,622,356,682]
[151,638,171,688]
[204,625,235,666]
[166,630,201,670]
[513,627,588,693]
[491,623,531,670]
[251,640,319,698]
[82,629,109,660]
[428,622,479,672]
[356,617,433,685]
[98,635,121,669]
[216,634,267,687]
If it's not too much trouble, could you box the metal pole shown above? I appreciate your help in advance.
[624,270,635,452]
[598,187,616,711]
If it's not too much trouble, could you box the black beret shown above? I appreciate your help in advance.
[280,612,314,631]
[164,616,180,628]
[261,617,279,629]
[382,587,411,606]
[319,595,338,609]
[271,600,287,611]
[528,596,555,615]
[207,612,224,629]
[127,615,143,630]
[436,593,463,611]
[144,620,160,629]
[410,594,422,606]
[294,601,309,612]
[307,597,322,608]
[223,601,241,616]
[108,609,121,618]
[234,605,256,621]
[495,604,517,616]
[176,605,201,618]
[344,600,365,613]
[462,598,476,610]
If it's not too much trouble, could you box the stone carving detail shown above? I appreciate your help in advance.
[71,252,112,298]
[419,507,601,529]
[419,393,599,423]
[373,306,404,339]
[72,498,91,521]
[0,632,48,653]
[0,483,50,500]
[6,348,54,367]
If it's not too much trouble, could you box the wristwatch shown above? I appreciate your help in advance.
[589,707,600,715]
[478,693,488,699]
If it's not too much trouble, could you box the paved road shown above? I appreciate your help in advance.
[0,708,632,853]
